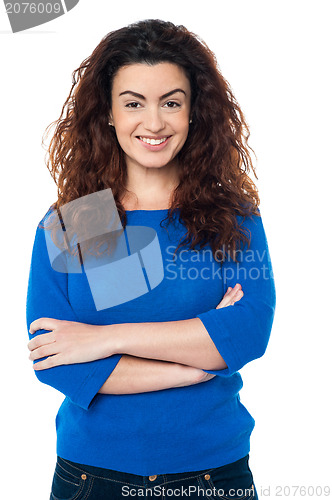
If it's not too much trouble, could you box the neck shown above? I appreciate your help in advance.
[122,160,180,210]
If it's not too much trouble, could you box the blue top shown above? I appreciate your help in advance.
[26,207,276,475]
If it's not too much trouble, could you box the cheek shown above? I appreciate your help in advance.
[173,113,190,134]
[113,121,135,145]
[176,121,190,144]
[114,118,137,138]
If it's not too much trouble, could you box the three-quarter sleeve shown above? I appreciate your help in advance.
[197,211,276,377]
[26,219,122,410]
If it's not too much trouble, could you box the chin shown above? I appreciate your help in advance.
[136,157,174,169]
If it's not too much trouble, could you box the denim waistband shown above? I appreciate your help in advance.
[57,454,250,488]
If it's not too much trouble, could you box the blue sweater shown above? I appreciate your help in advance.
[26,207,276,475]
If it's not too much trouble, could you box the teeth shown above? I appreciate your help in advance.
[139,137,168,145]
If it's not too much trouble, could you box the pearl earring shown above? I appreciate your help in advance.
[189,119,192,124]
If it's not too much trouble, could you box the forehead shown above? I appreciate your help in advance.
[112,62,191,96]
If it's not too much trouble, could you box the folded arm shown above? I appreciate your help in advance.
[26,214,225,404]
[114,212,276,377]
[30,212,275,378]
[27,210,274,401]
[26,217,124,409]
[97,286,242,394]
[99,355,216,395]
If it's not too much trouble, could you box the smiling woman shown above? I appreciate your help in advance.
[109,62,191,198]
[26,18,275,499]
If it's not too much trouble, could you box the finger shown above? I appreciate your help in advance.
[28,332,56,351]
[217,288,236,308]
[29,341,58,361]
[216,295,233,308]
[29,317,59,335]
[222,295,233,307]
[33,354,61,371]
[234,289,244,300]
[224,285,241,301]
[230,289,244,305]
[233,283,242,291]
[216,286,244,309]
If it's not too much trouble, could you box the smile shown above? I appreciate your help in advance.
[136,136,171,151]
[138,136,169,145]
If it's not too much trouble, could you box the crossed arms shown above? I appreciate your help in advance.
[26,212,276,409]
[28,286,243,395]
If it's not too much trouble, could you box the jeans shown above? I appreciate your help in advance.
[50,454,258,499]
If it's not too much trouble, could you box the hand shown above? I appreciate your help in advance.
[199,372,217,383]
[216,283,243,309]
[28,318,112,370]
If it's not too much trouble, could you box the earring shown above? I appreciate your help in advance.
[109,122,114,127]
[189,119,192,124]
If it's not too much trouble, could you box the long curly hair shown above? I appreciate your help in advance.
[41,19,260,262]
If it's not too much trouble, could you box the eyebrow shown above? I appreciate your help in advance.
[119,88,186,100]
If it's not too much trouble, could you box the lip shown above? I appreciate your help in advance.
[136,136,171,151]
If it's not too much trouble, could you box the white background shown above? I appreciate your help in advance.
[1,0,331,498]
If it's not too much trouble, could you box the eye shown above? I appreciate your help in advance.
[125,102,141,109]
[164,101,181,108]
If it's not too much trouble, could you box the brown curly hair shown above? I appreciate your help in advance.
[41,19,260,262]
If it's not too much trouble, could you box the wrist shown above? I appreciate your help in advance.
[101,323,126,356]
[177,364,205,385]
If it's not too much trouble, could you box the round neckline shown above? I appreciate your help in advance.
[125,208,171,213]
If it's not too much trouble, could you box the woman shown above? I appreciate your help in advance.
[26,19,276,499]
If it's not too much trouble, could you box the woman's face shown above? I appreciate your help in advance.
[110,62,191,172]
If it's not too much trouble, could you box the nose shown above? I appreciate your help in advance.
[143,106,165,133]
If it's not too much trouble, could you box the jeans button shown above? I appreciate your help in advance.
[149,475,157,481]
[204,474,211,480]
